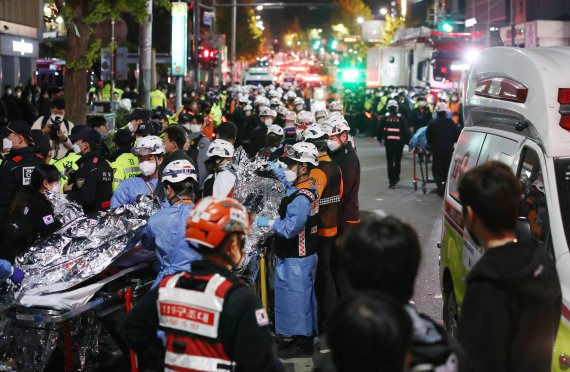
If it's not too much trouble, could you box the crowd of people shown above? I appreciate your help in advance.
[0,81,562,372]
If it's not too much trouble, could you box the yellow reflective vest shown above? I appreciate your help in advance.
[53,152,81,192]
[150,90,167,109]
[111,152,140,191]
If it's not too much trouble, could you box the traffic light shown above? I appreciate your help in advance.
[439,20,453,33]
[433,60,451,81]
[199,47,218,66]
[338,68,364,84]
[312,40,321,50]
[330,39,338,50]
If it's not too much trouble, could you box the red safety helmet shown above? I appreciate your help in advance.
[186,196,250,249]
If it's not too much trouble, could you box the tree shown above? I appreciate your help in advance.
[215,0,265,61]
[49,0,169,124]
[330,0,372,36]
[381,13,405,45]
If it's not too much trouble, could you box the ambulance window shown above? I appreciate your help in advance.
[517,148,550,248]
[477,134,517,167]
[447,131,486,201]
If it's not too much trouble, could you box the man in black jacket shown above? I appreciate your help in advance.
[120,197,283,372]
[457,161,561,372]
[0,120,45,242]
[378,100,411,188]
[64,127,113,213]
[426,102,459,196]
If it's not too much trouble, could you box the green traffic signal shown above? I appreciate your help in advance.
[440,20,453,32]
[330,40,338,50]
[312,40,321,50]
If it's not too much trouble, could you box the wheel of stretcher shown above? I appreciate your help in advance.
[422,184,427,194]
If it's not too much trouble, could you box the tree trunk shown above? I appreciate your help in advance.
[64,0,89,125]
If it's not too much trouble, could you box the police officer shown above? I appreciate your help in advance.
[64,127,113,213]
[150,82,168,109]
[378,99,411,189]
[0,120,45,241]
[121,196,283,371]
[202,139,237,198]
[141,159,201,287]
[53,125,83,192]
[301,126,343,333]
[257,142,320,358]
[249,108,277,158]
[111,136,164,208]
[184,115,211,188]
[111,129,140,191]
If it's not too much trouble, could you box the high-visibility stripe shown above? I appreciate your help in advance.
[165,352,235,372]
[386,128,400,132]
[387,136,401,140]
[319,195,340,206]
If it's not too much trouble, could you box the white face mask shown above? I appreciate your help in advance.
[182,123,192,131]
[327,139,341,152]
[419,101,427,107]
[284,168,297,183]
[3,138,12,152]
[138,160,157,177]
[50,114,63,123]
[245,111,251,117]
[127,122,135,132]
[295,104,304,111]
[72,143,81,154]
[189,124,202,133]
[264,118,273,126]
[48,182,61,194]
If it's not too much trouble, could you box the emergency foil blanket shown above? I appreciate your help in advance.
[232,152,285,283]
[12,193,160,297]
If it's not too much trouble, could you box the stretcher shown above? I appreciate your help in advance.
[3,257,156,372]
[413,146,435,194]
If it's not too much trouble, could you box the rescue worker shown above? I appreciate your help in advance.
[248,108,276,158]
[296,111,315,140]
[0,120,45,242]
[301,126,343,333]
[257,125,285,161]
[327,117,360,231]
[202,139,237,198]
[410,97,433,132]
[275,106,288,127]
[121,196,284,371]
[111,136,164,208]
[185,115,211,188]
[64,127,113,214]
[111,129,140,191]
[32,99,74,160]
[293,97,305,114]
[328,101,343,114]
[143,159,201,287]
[457,161,561,372]
[53,125,83,191]
[378,99,410,189]
[448,92,463,127]
[315,110,327,126]
[150,83,168,109]
[0,259,24,283]
[258,142,320,358]
[426,102,459,196]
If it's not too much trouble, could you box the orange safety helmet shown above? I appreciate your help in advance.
[186,196,250,249]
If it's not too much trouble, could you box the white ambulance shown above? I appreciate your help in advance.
[439,46,570,371]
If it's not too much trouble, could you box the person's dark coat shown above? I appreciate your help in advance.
[458,239,561,372]
[426,116,459,156]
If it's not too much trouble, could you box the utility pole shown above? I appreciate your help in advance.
[139,0,152,109]
[510,0,515,46]
[193,0,201,89]
[231,0,236,84]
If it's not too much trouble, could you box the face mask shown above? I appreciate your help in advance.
[50,114,63,123]
[138,160,157,176]
[451,96,458,102]
[3,138,12,151]
[47,182,61,195]
[327,139,341,152]
[72,143,81,154]
[15,92,21,99]
[264,118,273,126]
[182,123,192,131]
[99,131,108,140]
[419,101,427,107]
[295,105,303,111]
[6,89,12,96]
[127,122,135,132]
[189,124,202,133]
[245,111,251,117]
[284,168,297,183]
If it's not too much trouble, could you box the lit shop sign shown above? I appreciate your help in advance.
[171,2,188,77]
[12,39,34,55]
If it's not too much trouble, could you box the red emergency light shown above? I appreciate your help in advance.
[440,66,449,74]
[558,88,570,131]
[558,89,570,105]
[474,77,528,103]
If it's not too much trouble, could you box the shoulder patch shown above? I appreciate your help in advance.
[42,215,55,225]
[92,157,99,164]
[76,178,85,188]
[22,166,34,186]
[255,308,269,327]
[12,155,22,163]
[199,143,206,149]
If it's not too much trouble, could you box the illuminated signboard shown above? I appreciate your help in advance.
[171,2,188,77]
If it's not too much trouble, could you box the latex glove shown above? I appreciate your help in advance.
[157,330,166,347]
[10,267,24,284]
[256,216,273,228]
[268,161,280,173]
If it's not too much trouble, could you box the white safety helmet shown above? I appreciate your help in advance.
[133,135,165,156]
[301,126,328,142]
[259,108,277,118]
[284,142,319,166]
[254,95,267,106]
[267,125,285,137]
[435,102,449,112]
[315,110,327,121]
[293,97,305,106]
[206,139,235,158]
[270,98,281,107]
[162,159,198,183]
[297,110,315,126]
[238,95,249,104]
[328,117,351,136]
[387,99,398,108]
[276,106,288,117]
[329,101,343,112]
[286,90,297,99]
[243,104,253,112]
[269,89,279,98]
[284,111,297,122]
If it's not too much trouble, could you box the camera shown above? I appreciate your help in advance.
[50,122,62,141]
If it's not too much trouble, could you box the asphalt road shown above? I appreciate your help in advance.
[282,136,445,371]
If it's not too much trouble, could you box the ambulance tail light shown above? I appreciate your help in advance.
[474,78,528,103]
[558,89,570,130]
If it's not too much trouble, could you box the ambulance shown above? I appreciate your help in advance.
[439,46,570,371]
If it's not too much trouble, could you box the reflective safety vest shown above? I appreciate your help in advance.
[150,90,167,109]
[383,113,403,142]
[53,152,81,192]
[158,272,237,372]
[275,188,319,258]
[111,153,140,191]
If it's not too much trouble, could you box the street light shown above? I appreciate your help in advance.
[255,15,260,19]
[356,16,364,24]
[256,5,263,10]
[379,7,388,16]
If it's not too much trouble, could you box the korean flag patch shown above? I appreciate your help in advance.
[255,308,269,327]
[42,215,55,225]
